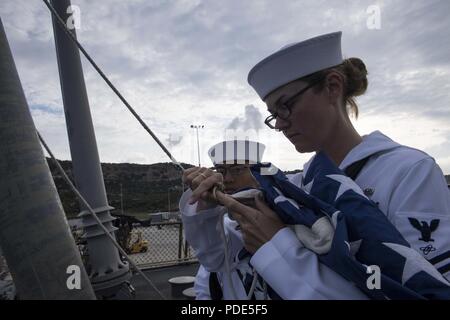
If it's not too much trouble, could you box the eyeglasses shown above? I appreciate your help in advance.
[214,165,250,177]
[264,79,323,129]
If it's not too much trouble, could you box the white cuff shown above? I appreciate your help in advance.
[271,227,305,255]
[250,227,303,272]
[250,238,282,273]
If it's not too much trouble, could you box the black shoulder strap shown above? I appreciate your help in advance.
[209,272,223,300]
[209,271,284,300]
[344,155,372,180]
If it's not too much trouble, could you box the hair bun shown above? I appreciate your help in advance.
[348,57,367,74]
[344,57,368,97]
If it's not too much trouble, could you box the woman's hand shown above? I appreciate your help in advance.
[216,192,285,254]
[182,167,224,210]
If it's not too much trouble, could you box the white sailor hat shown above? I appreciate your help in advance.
[208,140,265,165]
[247,31,343,100]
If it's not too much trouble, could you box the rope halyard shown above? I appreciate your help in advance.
[41,0,237,300]
[37,131,167,300]
[42,0,184,172]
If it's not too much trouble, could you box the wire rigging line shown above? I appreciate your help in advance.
[42,0,226,218]
[42,0,184,172]
[37,131,167,300]
[41,1,242,300]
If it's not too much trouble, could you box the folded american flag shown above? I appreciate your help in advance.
[251,152,450,299]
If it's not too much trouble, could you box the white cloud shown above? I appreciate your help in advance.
[1,0,449,174]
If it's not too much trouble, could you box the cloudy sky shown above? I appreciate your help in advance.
[1,0,449,173]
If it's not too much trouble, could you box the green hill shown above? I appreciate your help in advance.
[47,159,193,218]
[47,159,450,219]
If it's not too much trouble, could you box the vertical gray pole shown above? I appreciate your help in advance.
[49,0,130,298]
[168,188,171,212]
[196,128,201,167]
[178,225,183,260]
[0,18,95,300]
[120,183,123,215]
[190,125,203,166]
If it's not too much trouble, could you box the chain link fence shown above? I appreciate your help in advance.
[124,222,197,268]
[73,220,197,270]
[1,221,197,299]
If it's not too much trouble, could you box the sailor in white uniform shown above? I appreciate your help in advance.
[244,31,450,285]
[182,31,450,299]
[181,140,368,299]
[182,140,266,300]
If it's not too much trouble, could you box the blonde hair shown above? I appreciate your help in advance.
[301,57,368,118]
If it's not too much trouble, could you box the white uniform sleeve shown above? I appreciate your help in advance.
[250,227,369,300]
[246,173,367,299]
[388,158,450,280]
[194,265,212,300]
[181,182,369,299]
[180,189,244,272]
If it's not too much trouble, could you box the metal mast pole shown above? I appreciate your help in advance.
[168,188,171,212]
[120,183,124,215]
[190,125,204,167]
[196,128,201,167]
[49,0,130,298]
[0,18,95,300]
